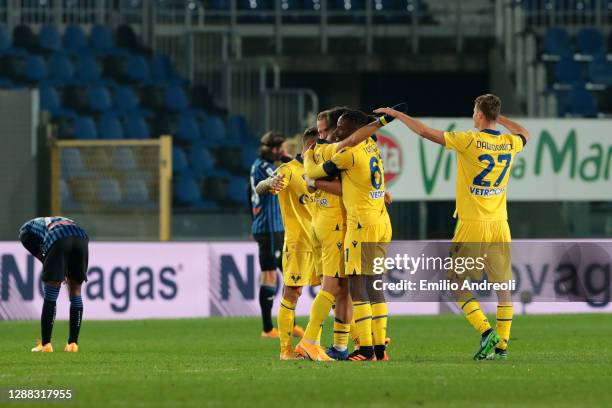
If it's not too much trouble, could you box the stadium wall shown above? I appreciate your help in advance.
[1,241,611,320]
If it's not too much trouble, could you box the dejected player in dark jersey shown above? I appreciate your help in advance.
[19,216,89,353]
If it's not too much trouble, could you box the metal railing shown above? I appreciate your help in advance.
[262,89,319,136]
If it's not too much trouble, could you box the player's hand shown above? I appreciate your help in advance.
[384,191,393,205]
[374,102,407,126]
[270,174,285,192]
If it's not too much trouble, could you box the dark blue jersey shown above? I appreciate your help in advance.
[19,217,88,257]
[250,158,284,235]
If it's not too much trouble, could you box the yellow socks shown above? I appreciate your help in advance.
[457,295,491,335]
[303,290,335,343]
[278,298,296,348]
[349,317,359,346]
[371,302,388,346]
[496,303,513,350]
[333,318,350,351]
[353,301,373,347]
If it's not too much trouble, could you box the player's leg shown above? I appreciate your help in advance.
[299,276,341,351]
[492,289,512,360]
[327,278,351,360]
[278,285,303,360]
[489,224,513,360]
[366,275,388,361]
[255,233,279,338]
[33,239,67,353]
[64,236,88,352]
[348,275,374,360]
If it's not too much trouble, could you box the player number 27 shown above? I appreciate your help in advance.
[473,154,512,187]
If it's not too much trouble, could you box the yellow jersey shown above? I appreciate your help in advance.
[308,141,347,231]
[273,156,314,251]
[444,128,526,221]
[330,137,388,228]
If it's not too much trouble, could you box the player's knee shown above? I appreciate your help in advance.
[283,286,302,303]
[349,276,368,302]
[45,280,62,288]
[322,276,341,297]
[260,271,277,286]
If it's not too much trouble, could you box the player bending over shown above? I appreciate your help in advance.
[299,108,400,361]
[375,94,530,360]
[20,216,89,353]
[255,128,319,360]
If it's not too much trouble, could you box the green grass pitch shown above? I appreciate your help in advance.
[1,313,611,407]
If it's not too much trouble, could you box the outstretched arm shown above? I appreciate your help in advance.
[336,121,383,150]
[374,107,446,146]
[497,115,530,141]
[315,179,342,196]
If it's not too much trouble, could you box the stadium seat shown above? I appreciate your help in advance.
[165,85,189,112]
[38,25,61,53]
[542,27,572,57]
[576,28,604,55]
[116,24,150,55]
[113,85,140,113]
[61,148,87,178]
[203,176,229,202]
[76,55,103,83]
[240,146,258,171]
[173,146,189,174]
[90,25,115,55]
[74,116,98,139]
[47,52,75,83]
[12,25,36,51]
[60,178,81,210]
[564,85,598,117]
[111,147,137,171]
[201,115,227,144]
[176,114,201,143]
[227,176,249,206]
[23,55,47,82]
[97,177,123,204]
[124,114,151,139]
[554,58,582,84]
[174,176,206,207]
[210,0,231,9]
[63,25,87,54]
[39,83,78,119]
[126,55,151,83]
[151,55,183,84]
[62,86,88,111]
[140,85,166,111]
[0,25,10,53]
[190,145,215,176]
[99,114,125,139]
[87,85,112,112]
[588,54,612,85]
[123,178,152,205]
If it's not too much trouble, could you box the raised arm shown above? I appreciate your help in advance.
[374,107,446,146]
[497,115,530,141]
[336,121,383,150]
[314,179,342,196]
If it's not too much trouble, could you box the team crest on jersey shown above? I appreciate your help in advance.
[336,242,343,250]
[352,240,358,248]
[290,274,301,283]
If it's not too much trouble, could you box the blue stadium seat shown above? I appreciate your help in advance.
[99,114,125,139]
[111,147,137,171]
[210,0,230,9]
[61,148,87,178]
[151,55,184,84]
[543,27,572,57]
[227,176,249,206]
[123,178,151,205]
[176,114,201,143]
[63,25,87,54]
[87,85,112,112]
[577,28,604,55]
[47,53,74,83]
[124,114,150,138]
[165,85,189,112]
[74,116,98,139]
[201,115,226,143]
[173,146,189,174]
[554,58,582,84]
[240,145,258,171]
[113,85,140,113]
[126,55,151,83]
[97,177,123,204]
[190,145,214,176]
[23,55,47,82]
[60,178,81,210]
[39,25,61,53]
[76,55,102,83]
[175,176,212,208]
[565,85,598,117]
[39,83,78,119]
[227,115,250,141]
[0,25,10,54]
[90,25,115,55]
[589,54,612,85]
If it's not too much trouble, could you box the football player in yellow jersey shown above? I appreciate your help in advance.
[375,94,531,360]
[299,107,403,361]
[254,128,319,360]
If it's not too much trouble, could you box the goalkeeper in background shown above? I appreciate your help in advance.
[20,216,89,353]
